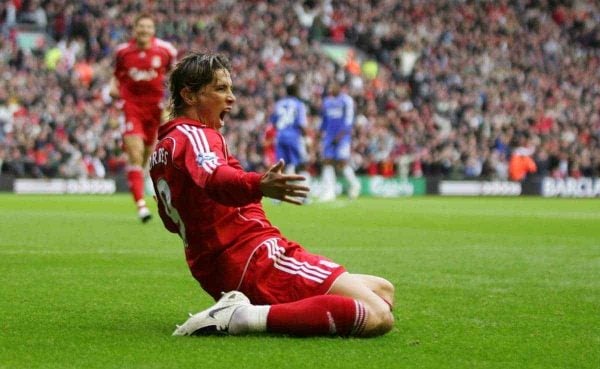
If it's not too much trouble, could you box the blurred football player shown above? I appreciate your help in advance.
[269,82,311,200]
[109,14,177,222]
[150,52,394,337]
[319,81,361,201]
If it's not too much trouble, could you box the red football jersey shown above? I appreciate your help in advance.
[149,117,283,297]
[114,37,177,104]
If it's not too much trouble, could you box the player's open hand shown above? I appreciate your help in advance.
[260,160,310,205]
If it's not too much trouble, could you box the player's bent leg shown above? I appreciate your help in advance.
[328,272,394,337]
[174,276,392,337]
[352,273,395,310]
[264,294,366,336]
[176,291,364,337]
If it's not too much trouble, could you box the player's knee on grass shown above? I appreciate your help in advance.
[354,274,395,310]
[374,278,395,310]
[328,273,395,336]
[360,299,394,337]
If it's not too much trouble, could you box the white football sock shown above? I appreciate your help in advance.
[342,165,360,188]
[321,165,336,196]
[228,305,270,335]
[299,170,311,187]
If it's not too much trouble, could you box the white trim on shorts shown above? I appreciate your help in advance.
[235,237,335,290]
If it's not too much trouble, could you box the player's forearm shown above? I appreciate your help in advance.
[205,166,263,206]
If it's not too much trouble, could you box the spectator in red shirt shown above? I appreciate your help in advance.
[509,146,538,182]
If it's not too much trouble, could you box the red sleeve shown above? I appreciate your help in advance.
[177,125,263,206]
[205,166,263,206]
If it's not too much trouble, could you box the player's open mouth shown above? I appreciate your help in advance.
[220,108,231,123]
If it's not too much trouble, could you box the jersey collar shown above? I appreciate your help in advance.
[159,117,208,138]
[130,37,156,50]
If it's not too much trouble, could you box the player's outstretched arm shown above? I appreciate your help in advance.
[260,160,310,205]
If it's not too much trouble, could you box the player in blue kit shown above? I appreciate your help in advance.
[319,81,361,201]
[269,83,311,199]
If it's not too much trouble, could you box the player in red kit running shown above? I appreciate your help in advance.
[150,52,394,337]
[110,14,177,222]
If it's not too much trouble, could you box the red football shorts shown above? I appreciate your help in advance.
[237,237,347,305]
[121,100,162,146]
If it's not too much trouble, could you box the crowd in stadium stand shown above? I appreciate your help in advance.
[0,0,599,182]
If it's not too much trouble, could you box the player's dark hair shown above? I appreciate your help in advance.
[286,83,299,97]
[327,80,342,96]
[169,52,232,119]
[134,13,154,26]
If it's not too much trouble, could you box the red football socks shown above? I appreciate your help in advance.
[267,295,367,336]
[126,167,145,203]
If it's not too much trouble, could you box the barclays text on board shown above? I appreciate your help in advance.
[541,177,600,197]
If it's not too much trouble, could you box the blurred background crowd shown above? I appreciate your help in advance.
[0,0,599,181]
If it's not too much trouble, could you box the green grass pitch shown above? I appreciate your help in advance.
[0,194,598,369]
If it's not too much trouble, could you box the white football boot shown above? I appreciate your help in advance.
[172,291,251,336]
[137,206,152,223]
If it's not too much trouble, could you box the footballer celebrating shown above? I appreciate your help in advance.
[110,13,177,222]
[149,52,394,337]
